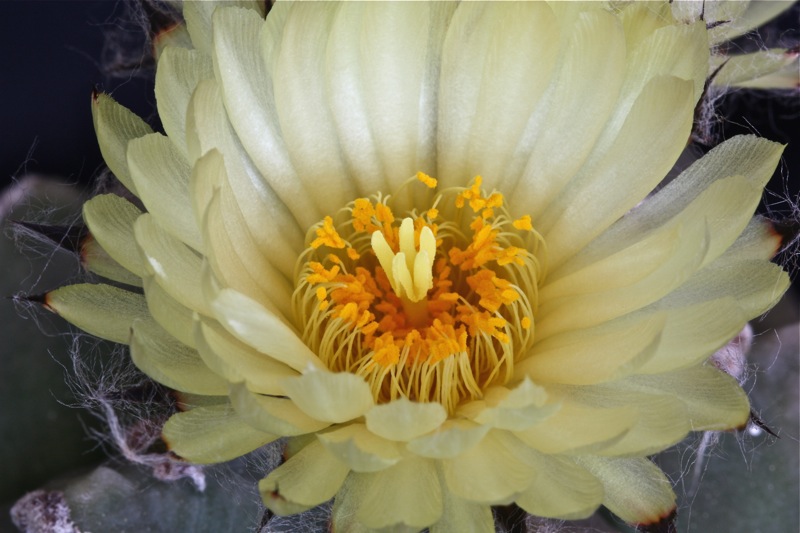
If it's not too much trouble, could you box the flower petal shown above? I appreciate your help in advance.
[80,237,142,287]
[82,194,144,278]
[182,0,264,54]
[636,297,747,374]
[134,214,208,315]
[271,4,358,201]
[44,284,148,344]
[127,133,204,251]
[260,439,349,515]
[548,383,691,457]
[515,454,603,520]
[576,456,676,526]
[507,6,626,214]
[162,401,277,464]
[91,92,153,195]
[141,276,195,349]
[536,217,708,339]
[200,172,294,321]
[462,379,559,431]
[520,312,665,385]
[442,430,535,504]
[211,288,323,372]
[562,135,783,277]
[229,382,329,436]
[212,6,320,229]
[627,365,750,430]
[437,2,559,187]
[195,317,298,396]
[658,259,790,320]
[356,2,456,206]
[365,398,447,442]
[355,457,442,529]
[281,370,374,424]
[130,318,227,395]
[431,483,494,533]
[540,75,695,269]
[317,423,402,473]
[407,419,489,460]
[516,401,638,455]
[154,47,214,159]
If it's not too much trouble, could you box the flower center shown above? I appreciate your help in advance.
[293,173,545,413]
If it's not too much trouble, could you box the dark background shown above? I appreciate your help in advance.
[1,1,798,203]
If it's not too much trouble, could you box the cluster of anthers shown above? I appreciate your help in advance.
[294,174,546,413]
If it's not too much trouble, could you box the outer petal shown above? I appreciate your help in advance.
[576,456,676,526]
[260,439,349,515]
[281,370,375,424]
[657,259,790,319]
[432,478,494,533]
[212,288,323,371]
[626,365,750,430]
[130,318,227,395]
[127,133,204,251]
[82,194,144,279]
[547,383,691,457]
[562,135,783,277]
[154,47,213,158]
[134,214,209,315]
[162,402,277,464]
[182,0,264,54]
[407,419,489,460]
[355,457,442,529]
[536,216,708,339]
[515,454,603,520]
[442,430,535,504]
[195,317,298,396]
[229,383,330,437]
[142,276,195,349]
[365,398,447,442]
[516,401,638,455]
[44,284,148,344]
[520,311,665,385]
[317,423,402,473]
[91,92,153,195]
[80,236,142,287]
[539,75,695,269]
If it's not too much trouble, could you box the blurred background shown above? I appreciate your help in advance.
[0,2,798,532]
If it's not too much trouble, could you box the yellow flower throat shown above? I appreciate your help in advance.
[294,174,544,413]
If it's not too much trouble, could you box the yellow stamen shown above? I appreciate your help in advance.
[294,174,544,414]
[311,216,345,249]
[513,215,533,231]
[416,171,438,189]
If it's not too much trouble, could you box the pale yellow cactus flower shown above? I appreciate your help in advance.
[43,1,791,531]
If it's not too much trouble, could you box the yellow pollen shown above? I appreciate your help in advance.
[315,286,327,301]
[295,174,544,414]
[416,171,438,189]
[513,215,533,231]
[311,216,345,249]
